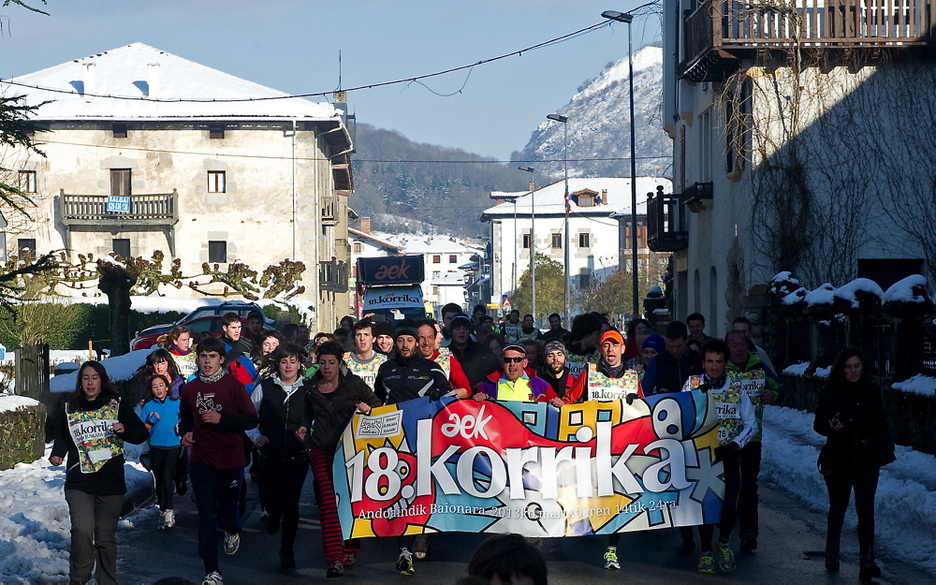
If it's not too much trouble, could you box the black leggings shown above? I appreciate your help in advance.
[824,465,879,553]
[150,446,181,511]
[261,453,310,553]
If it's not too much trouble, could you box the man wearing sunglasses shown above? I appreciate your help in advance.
[474,344,547,402]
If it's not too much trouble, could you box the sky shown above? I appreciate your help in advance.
[0,0,659,161]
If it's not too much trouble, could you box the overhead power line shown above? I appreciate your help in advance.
[0,1,661,104]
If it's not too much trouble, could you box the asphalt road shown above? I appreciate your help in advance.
[114,474,934,584]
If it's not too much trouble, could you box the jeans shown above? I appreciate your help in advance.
[65,489,123,585]
[189,461,243,574]
[824,464,879,553]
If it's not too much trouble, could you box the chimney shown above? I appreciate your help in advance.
[82,63,96,103]
[360,217,371,234]
[601,189,608,205]
[147,62,161,99]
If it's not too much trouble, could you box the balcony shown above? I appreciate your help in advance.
[59,190,178,228]
[682,182,714,213]
[682,0,936,82]
[319,258,349,292]
[321,196,337,225]
[647,185,688,252]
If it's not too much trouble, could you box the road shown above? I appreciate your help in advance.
[115,475,934,584]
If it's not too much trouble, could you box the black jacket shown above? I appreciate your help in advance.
[304,371,382,452]
[51,393,149,496]
[814,379,890,471]
[448,341,500,390]
[375,355,453,404]
[646,348,703,395]
[256,377,310,459]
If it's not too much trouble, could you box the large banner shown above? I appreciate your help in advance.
[333,391,724,539]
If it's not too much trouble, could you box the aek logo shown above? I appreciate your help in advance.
[440,404,492,440]
[374,259,411,281]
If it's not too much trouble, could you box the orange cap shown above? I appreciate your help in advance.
[600,329,624,345]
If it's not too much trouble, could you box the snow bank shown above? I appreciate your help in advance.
[804,283,835,306]
[833,278,884,308]
[782,362,810,376]
[883,275,930,304]
[813,366,831,378]
[49,349,155,393]
[891,374,936,397]
[0,395,40,413]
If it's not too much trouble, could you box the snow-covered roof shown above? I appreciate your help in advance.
[348,228,399,253]
[481,177,671,219]
[2,43,343,121]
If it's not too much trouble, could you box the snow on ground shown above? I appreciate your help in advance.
[1,405,935,580]
[761,406,936,573]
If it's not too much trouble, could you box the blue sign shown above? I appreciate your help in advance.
[106,196,131,213]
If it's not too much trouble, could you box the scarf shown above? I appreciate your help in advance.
[597,359,626,379]
[198,368,225,384]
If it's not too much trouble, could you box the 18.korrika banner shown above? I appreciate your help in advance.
[332,391,725,539]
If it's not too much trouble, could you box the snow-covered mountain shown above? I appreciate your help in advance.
[512,44,671,180]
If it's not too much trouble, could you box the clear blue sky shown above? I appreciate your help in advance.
[0,0,658,160]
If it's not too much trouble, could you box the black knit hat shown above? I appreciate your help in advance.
[374,320,396,338]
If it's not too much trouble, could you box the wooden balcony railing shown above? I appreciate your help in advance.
[320,258,349,292]
[683,0,936,81]
[647,185,688,252]
[59,190,178,227]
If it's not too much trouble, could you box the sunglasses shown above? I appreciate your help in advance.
[503,356,525,363]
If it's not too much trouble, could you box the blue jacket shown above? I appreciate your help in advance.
[139,397,182,447]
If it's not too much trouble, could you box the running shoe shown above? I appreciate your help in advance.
[202,571,223,585]
[717,543,737,572]
[326,561,344,578]
[223,531,240,555]
[603,547,620,570]
[342,549,358,570]
[697,552,716,574]
[396,547,415,576]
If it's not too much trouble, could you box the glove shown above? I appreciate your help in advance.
[145,412,160,425]
[625,393,639,405]
[713,442,740,462]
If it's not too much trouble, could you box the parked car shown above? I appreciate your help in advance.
[130,300,267,351]
[131,315,231,351]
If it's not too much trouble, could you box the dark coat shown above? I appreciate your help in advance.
[51,393,149,496]
[304,370,382,452]
[256,377,310,459]
[814,379,890,472]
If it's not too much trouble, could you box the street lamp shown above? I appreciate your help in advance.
[518,166,535,323]
[546,113,570,321]
[602,9,640,319]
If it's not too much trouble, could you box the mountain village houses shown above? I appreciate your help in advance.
[481,177,672,316]
[0,43,354,330]
[660,1,936,336]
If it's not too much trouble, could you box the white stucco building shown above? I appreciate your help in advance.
[0,43,353,330]
[661,1,936,336]
[480,177,671,313]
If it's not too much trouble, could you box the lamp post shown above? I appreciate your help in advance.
[518,166,535,323]
[546,113,570,321]
[602,9,640,319]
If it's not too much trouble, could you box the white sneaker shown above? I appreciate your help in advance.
[163,509,175,529]
[202,571,223,585]
[223,531,240,555]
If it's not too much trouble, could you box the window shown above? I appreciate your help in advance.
[551,233,562,249]
[578,195,595,207]
[17,238,36,258]
[208,240,227,263]
[578,232,591,248]
[449,255,457,263]
[209,124,225,139]
[699,109,712,183]
[353,242,361,253]
[18,170,37,193]
[112,238,130,259]
[433,255,441,263]
[207,170,226,193]
[725,79,751,176]
[433,286,440,296]
[110,169,131,196]
[522,233,531,249]
[112,123,128,138]
[433,271,441,278]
